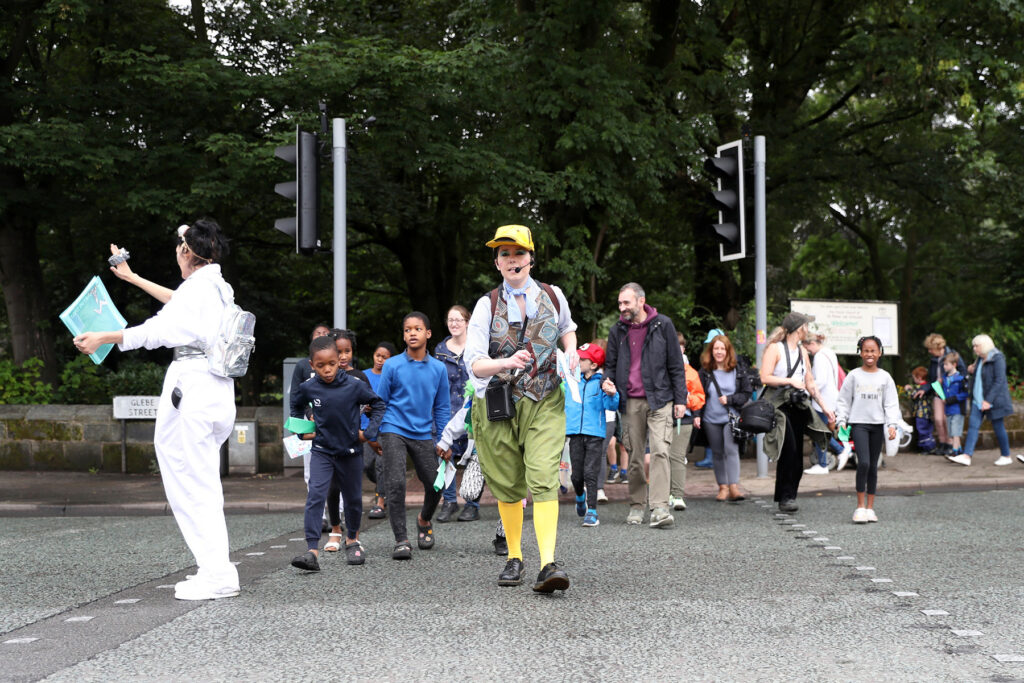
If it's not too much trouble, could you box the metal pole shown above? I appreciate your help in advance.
[754,135,768,479]
[332,118,347,329]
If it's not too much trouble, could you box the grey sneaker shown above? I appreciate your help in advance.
[626,507,645,525]
[649,507,674,528]
[669,496,687,511]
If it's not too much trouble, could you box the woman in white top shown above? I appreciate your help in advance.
[74,219,240,601]
[834,336,901,523]
[802,323,850,474]
[759,312,833,512]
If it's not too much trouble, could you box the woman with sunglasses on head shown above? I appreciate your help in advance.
[73,219,242,602]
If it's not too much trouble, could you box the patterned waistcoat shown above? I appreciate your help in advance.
[489,287,561,402]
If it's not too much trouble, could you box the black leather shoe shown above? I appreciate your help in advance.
[435,501,459,523]
[533,562,570,593]
[778,499,799,512]
[497,558,524,586]
[457,505,480,522]
[493,535,508,556]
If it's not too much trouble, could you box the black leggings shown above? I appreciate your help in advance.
[569,434,604,510]
[774,403,809,503]
[851,423,883,495]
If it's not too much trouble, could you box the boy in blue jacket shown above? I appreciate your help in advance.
[290,335,385,571]
[942,352,969,455]
[566,343,619,527]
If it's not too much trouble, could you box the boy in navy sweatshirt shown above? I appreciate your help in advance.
[942,352,969,455]
[290,335,385,572]
[376,312,451,560]
[566,343,619,527]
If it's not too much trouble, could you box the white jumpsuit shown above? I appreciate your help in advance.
[119,264,238,592]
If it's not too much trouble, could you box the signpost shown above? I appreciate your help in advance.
[112,396,159,474]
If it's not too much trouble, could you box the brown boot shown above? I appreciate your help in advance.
[728,484,746,501]
[716,485,729,501]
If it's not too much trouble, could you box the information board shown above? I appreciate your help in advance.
[790,299,900,356]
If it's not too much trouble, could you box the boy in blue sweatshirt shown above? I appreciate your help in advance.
[566,343,619,527]
[942,352,969,455]
[290,335,385,572]
[376,312,451,560]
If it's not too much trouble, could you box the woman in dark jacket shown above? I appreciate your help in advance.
[434,304,478,521]
[694,334,754,501]
[947,334,1015,467]
[920,333,967,455]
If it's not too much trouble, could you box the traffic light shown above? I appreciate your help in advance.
[274,126,320,255]
[704,140,746,261]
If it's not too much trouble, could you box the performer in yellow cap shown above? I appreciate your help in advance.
[464,224,578,592]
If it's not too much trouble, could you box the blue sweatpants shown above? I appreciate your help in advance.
[305,449,363,550]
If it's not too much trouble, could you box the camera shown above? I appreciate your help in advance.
[786,388,809,406]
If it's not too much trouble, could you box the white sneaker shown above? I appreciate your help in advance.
[1017,454,1024,465]
[174,579,239,601]
[649,507,674,528]
[626,507,645,525]
[865,508,878,523]
[803,464,829,475]
[596,489,609,504]
[852,507,869,524]
[669,496,687,511]
[947,454,972,466]
[994,456,1013,466]
[836,444,852,471]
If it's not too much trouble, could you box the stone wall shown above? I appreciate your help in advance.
[0,405,285,474]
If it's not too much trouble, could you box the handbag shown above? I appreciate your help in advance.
[459,450,485,501]
[485,314,528,422]
[737,399,776,434]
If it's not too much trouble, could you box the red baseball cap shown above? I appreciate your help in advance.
[577,343,605,367]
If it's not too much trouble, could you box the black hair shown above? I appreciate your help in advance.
[310,322,331,340]
[856,336,884,354]
[330,328,357,353]
[374,341,398,356]
[309,335,338,356]
[182,217,230,265]
[403,311,430,329]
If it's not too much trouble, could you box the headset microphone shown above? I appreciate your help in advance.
[512,256,536,274]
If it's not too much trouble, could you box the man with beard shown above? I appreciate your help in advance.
[602,283,688,529]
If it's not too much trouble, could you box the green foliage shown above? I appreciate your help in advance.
[2,0,1024,405]
[0,358,53,404]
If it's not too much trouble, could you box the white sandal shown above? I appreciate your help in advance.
[324,533,343,552]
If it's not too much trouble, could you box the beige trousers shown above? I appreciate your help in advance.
[621,397,673,510]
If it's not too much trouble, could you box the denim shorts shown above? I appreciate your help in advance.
[947,413,964,438]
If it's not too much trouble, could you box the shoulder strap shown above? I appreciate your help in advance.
[538,282,561,315]
[489,287,501,317]
[708,370,724,398]
[782,342,803,378]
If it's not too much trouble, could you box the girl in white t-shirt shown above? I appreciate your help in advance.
[834,336,902,524]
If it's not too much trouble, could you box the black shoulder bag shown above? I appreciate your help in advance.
[486,316,528,422]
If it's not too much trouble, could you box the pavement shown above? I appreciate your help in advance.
[2,447,1022,515]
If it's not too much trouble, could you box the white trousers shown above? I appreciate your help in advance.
[155,360,238,589]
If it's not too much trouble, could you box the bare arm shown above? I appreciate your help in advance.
[108,243,174,304]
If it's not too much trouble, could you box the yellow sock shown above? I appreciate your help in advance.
[497,501,524,560]
[532,499,559,567]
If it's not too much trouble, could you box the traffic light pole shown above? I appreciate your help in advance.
[332,118,347,329]
[754,135,768,478]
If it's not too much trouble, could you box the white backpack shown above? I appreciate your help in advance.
[205,280,256,378]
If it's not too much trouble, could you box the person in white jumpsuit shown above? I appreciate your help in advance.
[74,219,240,601]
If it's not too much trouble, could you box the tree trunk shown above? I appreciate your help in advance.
[0,215,58,385]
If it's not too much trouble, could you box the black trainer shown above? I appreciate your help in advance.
[778,499,799,512]
[532,562,570,593]
[291,550,320,572]
[457,505,480,522]
[497,558,525,586]
[435,501,459,523]
[493,534,508,556]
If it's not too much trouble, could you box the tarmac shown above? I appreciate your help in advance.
[2,447,1022,516]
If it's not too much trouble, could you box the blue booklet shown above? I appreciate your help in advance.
[59,277,127,365]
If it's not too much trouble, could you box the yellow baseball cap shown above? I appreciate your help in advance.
[485,224,535,251]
